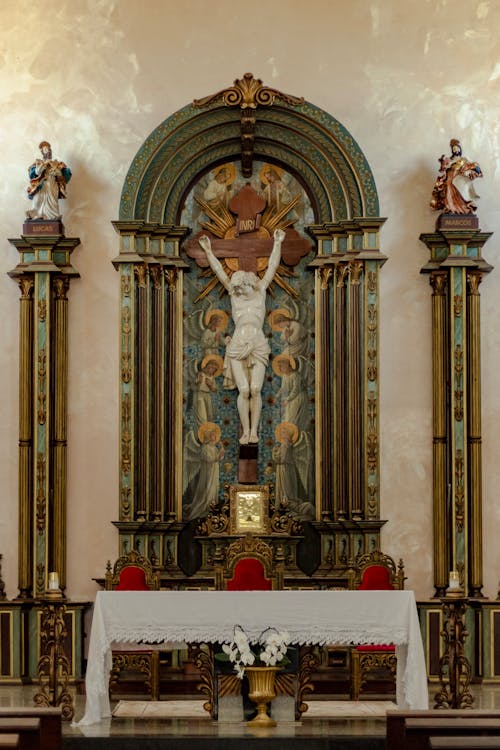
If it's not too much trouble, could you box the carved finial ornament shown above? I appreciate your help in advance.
[194,73,304,178]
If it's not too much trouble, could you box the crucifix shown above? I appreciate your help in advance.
[184,182,311,482]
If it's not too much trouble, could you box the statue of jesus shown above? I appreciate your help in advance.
[198,228,285,444]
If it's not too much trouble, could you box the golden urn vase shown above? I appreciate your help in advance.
[245,665,280,727]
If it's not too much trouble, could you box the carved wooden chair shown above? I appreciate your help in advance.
[216,535,283,591]
[105,549,161,701]
[349,550,406,700]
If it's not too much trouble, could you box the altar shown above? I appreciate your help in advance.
[76,589,428,725]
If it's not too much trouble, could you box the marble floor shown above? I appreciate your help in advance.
[1,683,500,741]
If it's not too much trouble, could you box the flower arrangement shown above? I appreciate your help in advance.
[218,625,290,679]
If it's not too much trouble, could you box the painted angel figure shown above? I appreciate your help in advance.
[272,422,314,521]
[271,354,309,432]
[26,141,71,221]
[430,138,482,215]
[183,422,225,521]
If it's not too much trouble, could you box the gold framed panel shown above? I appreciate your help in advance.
[229,484,270,535]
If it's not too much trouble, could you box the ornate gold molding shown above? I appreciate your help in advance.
[37,349,47,425]
[121,393,132,477]
[367,304,377,382]
[455,449,465,533]
[367,392,378,474]
[194,72,304,178]
[454,345,464,422]
[36,453,46,533]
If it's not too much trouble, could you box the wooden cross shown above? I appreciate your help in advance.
[184,184,311,273]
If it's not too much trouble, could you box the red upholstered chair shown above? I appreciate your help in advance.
[350,550,406,700]
[226,557,272,591]
[216,535,282,590]
[105,550,161,700]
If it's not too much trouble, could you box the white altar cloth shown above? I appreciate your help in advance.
[76,589,428,725]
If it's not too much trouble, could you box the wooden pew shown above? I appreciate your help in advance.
[430,738,500,750]
[0,737,20,750]
[387,710,500,750]
[0,718,40,750]
[0,709,60,750]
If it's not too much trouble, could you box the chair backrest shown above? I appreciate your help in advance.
[226,557,272,590]
[217,535,282,590]
[351,550,406,591]
[104,549,160,591]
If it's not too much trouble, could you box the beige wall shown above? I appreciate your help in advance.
[1,0,500,603]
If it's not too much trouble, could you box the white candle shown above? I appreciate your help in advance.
[48,572,59,591]
[448,570,461,591]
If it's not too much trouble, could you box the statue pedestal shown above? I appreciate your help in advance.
[23,220,64,236]
[238,444,258,483]
[436,214,479,231]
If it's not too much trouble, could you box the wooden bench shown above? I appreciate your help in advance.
[0,737,20,750]
[387,711,500,750]
[0,709,60,750]
[429,738,500,750]
[0,718,40,750]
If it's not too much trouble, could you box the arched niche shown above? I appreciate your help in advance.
[112,76,386,585]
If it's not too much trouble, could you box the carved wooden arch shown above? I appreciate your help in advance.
[112,75,388,584]
[118,93,379,223]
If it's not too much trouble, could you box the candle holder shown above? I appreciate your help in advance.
[34,599,74,720]
[433,592,474,709]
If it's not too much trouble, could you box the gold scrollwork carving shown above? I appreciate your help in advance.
[453,295,463,317]
[38,299,47,321]
[121,306,131,383]
[36,563,45,598]
[18,277,34,299]
[164,268,177,292]
[318,266,332,291]
[454,345,464,422]
[367,271,377,294]
[134,264,148,288]
[188,643,214,718]
[53,277,69,300]
[121,393,132,476]
[34,603,74,720]
[297,645,319,718]
[336,263,350,288]
[37,348,47,425]
[367,483,377,518]
[455,449,465,532]
[367,305,377,382]
[150,265,162,290]
[430,272,447,295]
[349,261,364,285]
[36,453,46,533]
[367,391,378,474]
[193,71,304,110]
[466,271,482,295]
[121,486,131,520]
[196,502,230,536]
[121,273,131,297]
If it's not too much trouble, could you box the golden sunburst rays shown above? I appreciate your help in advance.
[195,196,234,238]
[193,192,302,302]
[260,193,301,234]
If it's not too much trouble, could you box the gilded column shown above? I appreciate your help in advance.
[150,265,164,521]
[335,264,348,520]
[9,233,80,599]
[134,263,150,522]
[165,267,179,521]
[420,227,492,597]
[466,271,483,597]
[430,271,449,596]
[17,278,34,598]
[348,261,363,520]
[52,277,70,592]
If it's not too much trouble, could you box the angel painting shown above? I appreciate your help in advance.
[268,301,314,386]
[183,422,225,520]
[271,354,310,432]
[272,421,314,521]
[184,307,229,357]
[186,354,224,429]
